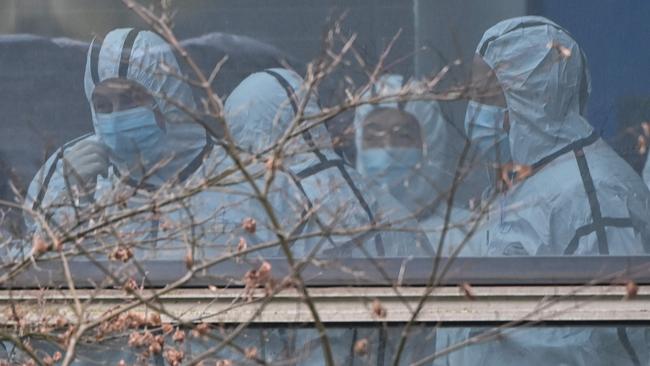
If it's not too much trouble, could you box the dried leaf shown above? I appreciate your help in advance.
[193,323,210,337]
[245,347,258,360]
[460,282,475,300]
[371,299,387,319]
[53,238,63,252]
[354,338,369,356]
[499,163,533,190]
[237,237,248,253]
[547,41,572,58]
[148,313,161,326]
[184,251,194,269]
[257,261,272,283]
[31,234,49,256]
[243,270,257,302]
[242,217,257,233]
[42,355,54,366]
[148,341,162,354]
[110,246,133,262]
[637,135,647,155]
[160,218,174,231]
[162,323,174,334]
[55,316,68,328]
[172,329,186,343]
[128,332,145,348]
[141,331,155,346]
[625,281,639,299]
[123,278,139,293]
[265,157,275,171]
[164,348,184,366]
[125,312,145,328]
[642,122,650,137]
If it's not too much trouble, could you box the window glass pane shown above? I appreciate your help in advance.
[7,257,650,287]
[4,324,648,365]
[0,1,648,276]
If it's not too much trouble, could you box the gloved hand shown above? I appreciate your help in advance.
[62,139,109,198]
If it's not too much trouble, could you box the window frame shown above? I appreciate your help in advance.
[1,284,649,324]
[4,256,650,289]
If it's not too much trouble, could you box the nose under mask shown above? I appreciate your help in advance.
[464,100,511,164]
[94,106,165,168]
[358,148,422,179]
[358,148,435,212]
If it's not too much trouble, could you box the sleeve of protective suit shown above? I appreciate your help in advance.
[23,135,100,236]
[24,148,66,234]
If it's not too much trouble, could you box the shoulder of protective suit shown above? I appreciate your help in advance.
[40,133,97,166]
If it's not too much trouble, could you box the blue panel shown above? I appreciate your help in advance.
[530,0,650,138]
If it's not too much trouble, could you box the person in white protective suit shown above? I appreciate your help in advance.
[23,28,228,260]
[353,74,488,255]
[19,65,433,365]
[434,16,650,366]
[221,69,437,366]
[224,68,433,259]
[355,106,481,256]
[24,27,432,264]
[354,74,460,209]
[463,16,650,257]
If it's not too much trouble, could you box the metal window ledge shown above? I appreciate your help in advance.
[2,285,649,324]
[5,256,650,288]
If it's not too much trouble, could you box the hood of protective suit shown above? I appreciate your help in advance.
[224,68,333,162]
[353,74,458,200]
[83,28,207,182]
[477,16,593,166]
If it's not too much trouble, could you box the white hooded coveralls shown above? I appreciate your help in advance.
[436,16,650,366]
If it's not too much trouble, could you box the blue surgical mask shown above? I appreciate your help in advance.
[359,148,437,213]
[94,106,165,168]
[464,100,511,163]
[358,148,422,179]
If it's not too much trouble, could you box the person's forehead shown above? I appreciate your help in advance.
[362,108,423,148]
[93,78,147,96]
[364,109,420,131]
